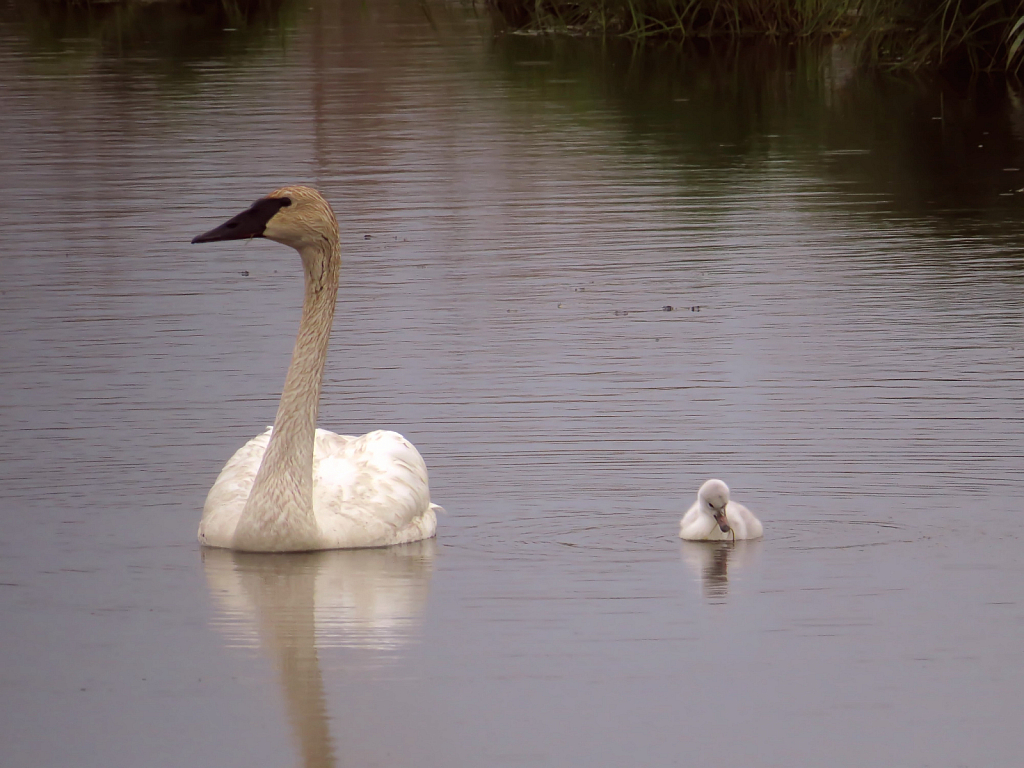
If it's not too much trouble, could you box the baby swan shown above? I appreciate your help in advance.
[679,479,763,541]
[192,185,440,552]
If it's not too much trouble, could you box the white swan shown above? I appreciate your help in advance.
[192,185,440,552]
[679,479,763,541]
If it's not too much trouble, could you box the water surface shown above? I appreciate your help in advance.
[1,2,1023,766]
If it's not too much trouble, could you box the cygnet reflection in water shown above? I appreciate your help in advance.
[202,542,435,768]
[680,540,762,600]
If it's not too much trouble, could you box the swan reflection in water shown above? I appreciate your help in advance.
[202,541,435,768]
[680,540,760,600]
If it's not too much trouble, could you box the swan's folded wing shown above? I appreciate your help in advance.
[200,427,273,546]
[727,500,764,540]
[312,429,433,547]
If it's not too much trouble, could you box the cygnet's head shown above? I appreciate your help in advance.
[698,478,731,533]
[192,185,338,252]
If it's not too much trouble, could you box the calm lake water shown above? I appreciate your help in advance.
[1,2,1023,766]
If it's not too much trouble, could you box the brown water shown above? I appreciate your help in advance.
[2,2,1023,766]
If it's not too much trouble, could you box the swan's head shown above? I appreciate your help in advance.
[698,479,731,533]
[192,185,338,252]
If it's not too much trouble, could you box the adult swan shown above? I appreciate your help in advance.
[192,186,440,551]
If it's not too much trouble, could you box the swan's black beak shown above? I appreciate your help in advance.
[713,510,730,533]
[192,197,291,244]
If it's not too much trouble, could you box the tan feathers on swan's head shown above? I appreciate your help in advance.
[191,185,337,249]
[261,185,339,252]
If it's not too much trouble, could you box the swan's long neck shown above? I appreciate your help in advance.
[233,235,340,552]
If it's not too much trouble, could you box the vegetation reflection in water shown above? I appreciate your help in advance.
[487,31,1024,238]
[1,0,304,78]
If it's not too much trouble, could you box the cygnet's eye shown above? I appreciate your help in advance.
[279,197,292,207]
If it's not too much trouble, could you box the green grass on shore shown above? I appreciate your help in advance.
[488,0,1024,73]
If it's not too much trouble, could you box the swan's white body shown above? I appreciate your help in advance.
[679,479,763,541]
[200,427,438,550]
[194,186,439,552]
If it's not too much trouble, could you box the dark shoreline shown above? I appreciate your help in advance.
[488,0,1024,74]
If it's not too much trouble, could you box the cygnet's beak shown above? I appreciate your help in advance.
[192,197,290,244]
[713,510,730,533]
